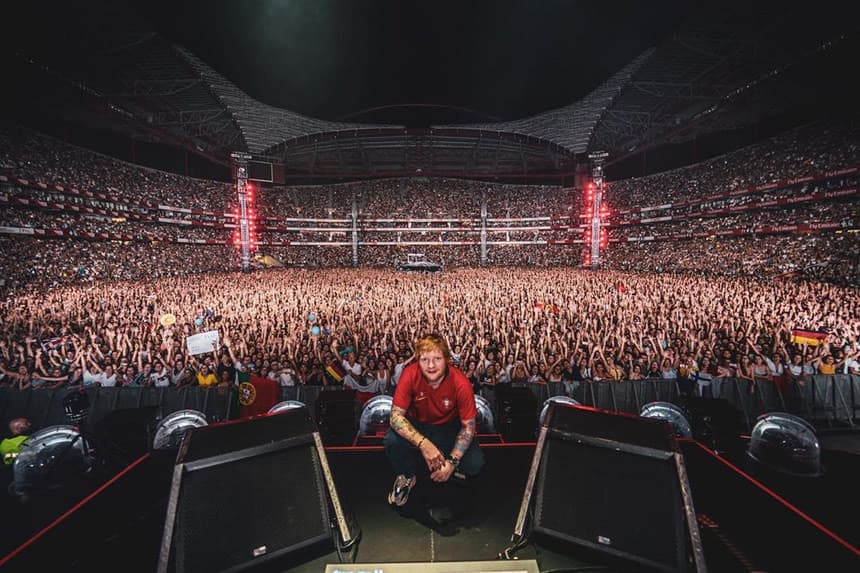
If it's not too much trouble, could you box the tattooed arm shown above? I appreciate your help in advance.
[390,405,446,474]
[450,418,476,462]
[389,405,423,446]
[430,417,476,483]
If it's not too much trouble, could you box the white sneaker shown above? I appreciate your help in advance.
[387,474,417,506]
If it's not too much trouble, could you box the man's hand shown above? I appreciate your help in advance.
[430,458,456,482]
[419,439,446,475]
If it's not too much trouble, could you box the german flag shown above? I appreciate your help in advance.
[791,329,828,346]
[325,361,347,384]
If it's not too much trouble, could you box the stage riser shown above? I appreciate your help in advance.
[680,441,859,571]
[4,443,857,572]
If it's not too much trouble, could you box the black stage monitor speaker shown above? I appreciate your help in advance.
[315,388,357,445]
[91,405,159,467]
[495,385,538,442]
[158,408,357,573]
[685,397,744,453]
[510,402,706,572]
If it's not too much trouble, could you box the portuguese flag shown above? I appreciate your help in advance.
[238,374,279,417]
[791,329,828,347]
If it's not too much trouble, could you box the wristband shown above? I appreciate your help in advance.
[446,455,460,468]
[417,436,426,449]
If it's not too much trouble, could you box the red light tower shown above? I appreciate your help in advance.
[584,150,609,269]
[231,152,254,272]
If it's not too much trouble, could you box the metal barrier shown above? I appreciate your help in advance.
[1,374,856,436]
[518,375,858,429]
[0,386,235,431]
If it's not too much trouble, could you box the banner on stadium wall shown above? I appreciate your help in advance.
[186,330,220,355]
[618,186,857,228]
[0,226,35,235]
[823,188,857,199]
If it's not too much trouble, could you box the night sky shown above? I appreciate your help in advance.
[6,0,696,125]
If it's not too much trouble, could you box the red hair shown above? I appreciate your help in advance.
[413,334,451,361]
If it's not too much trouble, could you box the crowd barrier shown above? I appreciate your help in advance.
[0,385,235,431]
[517,375,859,431]
[0,374,856,436]
[0,384,340,434]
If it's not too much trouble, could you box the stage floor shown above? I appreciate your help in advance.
[1,442,708,572]
[310,445,537,568]
[2,438,857,572]
[293,443,751,573]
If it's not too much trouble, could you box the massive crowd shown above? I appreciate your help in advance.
[602,234,860,284]
[0,238,236,291]
[0,117,858,288]
[609,203,858,240]
[2,119,858,287]
[0,127,232,211]
[610,173,859,225]
[0,269,857,397]
[606,120,859,208]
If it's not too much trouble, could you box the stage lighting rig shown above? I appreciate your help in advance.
[358,395,394,437]
[231,152,255,273]
[153,409,208,450]
[268,400,307,414]
[584,150,609,269]
[747,412,823,477]
[538,395,580,425]
[640,401,693,438]
[11,425,93,501]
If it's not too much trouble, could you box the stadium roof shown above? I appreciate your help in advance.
[2,0,855,180]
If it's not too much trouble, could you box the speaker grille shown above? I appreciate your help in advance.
[175,445,329,572]
[535,438,684,571]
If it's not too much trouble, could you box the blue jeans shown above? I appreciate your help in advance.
[383,417,484,479]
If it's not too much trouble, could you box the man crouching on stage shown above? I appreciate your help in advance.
[384,334,484,507]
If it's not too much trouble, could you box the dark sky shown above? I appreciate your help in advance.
[8,0,697,124]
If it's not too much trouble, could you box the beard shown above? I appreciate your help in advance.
[421,366,447,385]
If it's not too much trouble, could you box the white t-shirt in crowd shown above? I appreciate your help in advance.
[283,371,297,386]
[149,370,171,387]
[83,369,102,387]
[392,360,410,387]
[342,359,361,385]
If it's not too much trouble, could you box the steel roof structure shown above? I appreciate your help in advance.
[3,3,854,180]
[436,50,654,155]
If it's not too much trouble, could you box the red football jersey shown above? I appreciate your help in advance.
[393,362,477,425]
